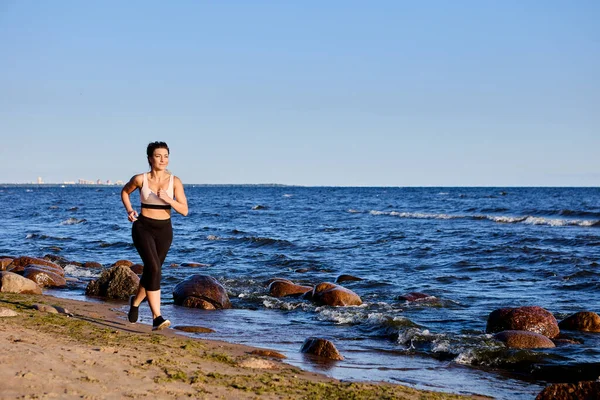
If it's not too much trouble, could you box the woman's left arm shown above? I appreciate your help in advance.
[158,176,188,216]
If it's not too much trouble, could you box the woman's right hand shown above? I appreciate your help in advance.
[127,210,138,222]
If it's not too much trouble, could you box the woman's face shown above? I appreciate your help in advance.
[149,148,169,170]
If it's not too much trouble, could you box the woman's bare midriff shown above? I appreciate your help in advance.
[141,209,171,220]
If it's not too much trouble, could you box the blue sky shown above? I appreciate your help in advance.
[1,1,598,186]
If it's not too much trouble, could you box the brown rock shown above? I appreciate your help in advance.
[558,311,600,333]
[268,280,312,297]
[398,292,435,302]
[237,358,277,369]
[486,306,560,338]
[249,349,286,359]
[9,257,64,275]
[536,381,600,400]
[300,337,344,360]
[33,304,59,314]
[85,265,139,300]
[130,264,144,274]
[172,275,231,309]
[0,307,18,317]
[494,330,556,349]
[84,261,103,268]
[181,262,210,267]
[23,265,67,288]
[173,325,215,333]
[182,297,216,309]
[0,271,42,294]
[311,282,362,307]
[111,259,133,268]
[0,258,13,271]
[335,274,363,283]
[264,277,293,287]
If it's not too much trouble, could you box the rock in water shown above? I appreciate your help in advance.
[311,282,362,306]
[172,275,231,309]
[494,330,556,349]
[536,381,600,400]
[558,311,600,333]
[486,306,559,338]
[301,337,344,360]
[85,265,139,300]
[268,280,312,297]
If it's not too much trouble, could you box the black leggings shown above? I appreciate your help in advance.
[132,214,173,291]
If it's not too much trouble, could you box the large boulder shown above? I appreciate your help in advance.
[536,381,600,400]
[311,282,362,307]
[268,280,312,297]
[8,256,64,275]
[85,265,139,300]
[494,330,556,349]
[23,265,67,288]
[300,337,344,360]
[558,311,600,333]
[0,258,13,271]
[83,261,103,268]
[0,271,42,294]
[486,306,560,338]
[398,292,435,302]
[173,275,231,309]
[335,274,363,283]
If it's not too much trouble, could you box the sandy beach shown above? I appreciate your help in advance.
[0,293,492,400]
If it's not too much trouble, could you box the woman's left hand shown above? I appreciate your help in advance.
[157,189,173,204]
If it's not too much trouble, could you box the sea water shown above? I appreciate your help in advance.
[2,186,599,399]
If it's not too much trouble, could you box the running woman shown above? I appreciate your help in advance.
[121,141,188,330]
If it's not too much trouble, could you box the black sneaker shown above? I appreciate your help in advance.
[128,295,139,323]
[152,316,171,331]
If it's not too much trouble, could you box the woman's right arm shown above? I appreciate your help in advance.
[121,174,142,222]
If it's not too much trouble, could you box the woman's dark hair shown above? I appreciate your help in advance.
[147,141,170,168]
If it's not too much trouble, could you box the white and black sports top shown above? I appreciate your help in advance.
[141,173,174,209]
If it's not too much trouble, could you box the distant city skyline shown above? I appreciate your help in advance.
[1,2,598,186]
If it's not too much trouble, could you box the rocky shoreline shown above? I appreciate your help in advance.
[0,292,494,399]
[2,254,600,399]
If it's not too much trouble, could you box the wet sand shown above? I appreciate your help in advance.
[0,293,492,399]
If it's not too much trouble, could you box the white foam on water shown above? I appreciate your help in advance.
[283,194,293,198]
[261,297,305,311]
[60,218,84,225]
[63,264,98,278]
[486,215,527,223]
[431,338,451,353]
[369,210,387,215]
[523,216,597,227]
[397,211,455,220]
[396,327,430,346]
[316,308,363,324]
[347,209,361,213]
[206,235,220,241]
[454,349,478,365]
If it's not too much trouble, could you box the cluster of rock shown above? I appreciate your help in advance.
[483,305,600,399]
[3,253,599,395]
[0,255,71,294]
[485,305,600,348]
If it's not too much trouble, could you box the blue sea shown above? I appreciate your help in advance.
[2,185,599,399]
